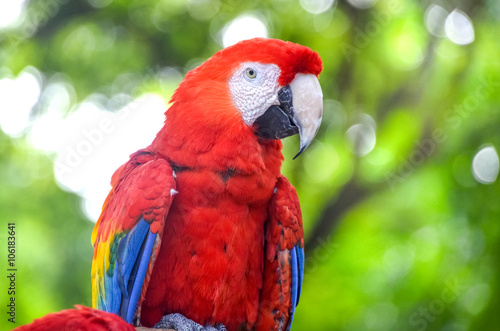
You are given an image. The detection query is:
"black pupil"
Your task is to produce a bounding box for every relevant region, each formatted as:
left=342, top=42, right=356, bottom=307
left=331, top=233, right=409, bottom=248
left=248, top=69, right=255, bottom=76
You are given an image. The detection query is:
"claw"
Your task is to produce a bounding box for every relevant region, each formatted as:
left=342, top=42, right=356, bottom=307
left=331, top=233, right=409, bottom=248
left=154, top=313, right=226, bottom=331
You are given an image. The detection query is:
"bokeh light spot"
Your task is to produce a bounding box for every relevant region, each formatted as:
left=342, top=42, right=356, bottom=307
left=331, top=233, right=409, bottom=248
left=461, top=283, right=491, bottom=315
left=222, top=14, right=269, bottom=48
left=300, top=0, right=335, bottom=15
left=0, top=67, right=42, bottom=137
left=52, top=94, right=167, bottom=221
left=445, top=9, right=475, bottom=45
left=346, top=115, right=376, bottom=156
left=425, top=4, right=448, bottom=38
left=347, top=0, right=377, bottom=10
left=187, top=0, right=220, bottom=21
left=394, top=30, right=424, bottom=70
left=29, top=82, right=73, bottom=152
left=0, top=0, right=25, bottom=29
left=472, top=145, right=499, bottom=184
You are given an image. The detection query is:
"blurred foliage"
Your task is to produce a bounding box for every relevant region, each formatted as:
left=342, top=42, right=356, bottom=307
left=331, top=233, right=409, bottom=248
left=1, top=0, right=499, bottom=330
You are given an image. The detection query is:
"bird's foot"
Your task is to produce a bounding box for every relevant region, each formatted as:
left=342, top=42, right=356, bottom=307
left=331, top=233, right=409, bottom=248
left=154, top=313, right=226, bottom=331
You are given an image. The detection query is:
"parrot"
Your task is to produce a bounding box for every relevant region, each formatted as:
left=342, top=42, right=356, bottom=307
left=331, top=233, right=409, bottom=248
left=91, top=37, right=323, bottom=331
left=12, top=305, right=135, bottom=331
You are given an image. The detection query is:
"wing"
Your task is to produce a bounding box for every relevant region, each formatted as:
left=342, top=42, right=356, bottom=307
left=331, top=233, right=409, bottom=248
left=257, top=176, right=304, bottom=331
left=91, top=149, right=176, bottom=325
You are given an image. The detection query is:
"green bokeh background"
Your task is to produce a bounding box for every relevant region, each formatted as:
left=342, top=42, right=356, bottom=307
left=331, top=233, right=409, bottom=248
left=1, top=0, right=499, bottom=330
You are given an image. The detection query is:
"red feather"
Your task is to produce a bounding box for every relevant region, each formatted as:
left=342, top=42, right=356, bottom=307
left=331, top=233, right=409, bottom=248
left=13, top=305, right=134, bottom=331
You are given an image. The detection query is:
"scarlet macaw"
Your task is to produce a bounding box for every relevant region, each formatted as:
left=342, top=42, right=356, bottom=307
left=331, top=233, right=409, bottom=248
left=91, top=38, right=323, bottom=331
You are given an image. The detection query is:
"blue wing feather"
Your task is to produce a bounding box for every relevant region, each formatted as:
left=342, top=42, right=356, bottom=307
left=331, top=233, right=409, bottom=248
left=296, top=246, right=304, bottom=304
left=101, top=266, right=121, bottom=314
left=125, top=228, right=156, bottom=323
left=100, top=218, right=156, bottom=324
left=287, top=244, right=304, bottom=331
left=117, top=219, right=150, bottom=298
left=288, top=247, right=299, bottom=330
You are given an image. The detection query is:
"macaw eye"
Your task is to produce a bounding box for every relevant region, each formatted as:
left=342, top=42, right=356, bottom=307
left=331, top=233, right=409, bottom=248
left=245, top=68, right=257, bottom=79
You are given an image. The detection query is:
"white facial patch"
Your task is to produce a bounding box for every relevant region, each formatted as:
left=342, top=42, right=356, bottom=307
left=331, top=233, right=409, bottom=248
left=228, top=62, right=281, bottom=126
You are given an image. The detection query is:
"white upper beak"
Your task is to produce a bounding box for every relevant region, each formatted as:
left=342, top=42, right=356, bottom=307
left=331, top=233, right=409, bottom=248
left=289, top=74, right=323, bottom=158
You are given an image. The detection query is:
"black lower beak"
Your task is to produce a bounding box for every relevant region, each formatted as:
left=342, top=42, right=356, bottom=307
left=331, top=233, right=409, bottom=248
left=253, top=85, right=298, bottom=140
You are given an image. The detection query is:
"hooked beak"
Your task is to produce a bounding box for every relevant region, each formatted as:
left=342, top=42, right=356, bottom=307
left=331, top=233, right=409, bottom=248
left=254, top=74, right=323, bottom=159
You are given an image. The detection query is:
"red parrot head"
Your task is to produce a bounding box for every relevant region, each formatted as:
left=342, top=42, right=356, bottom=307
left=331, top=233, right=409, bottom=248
left=168, top=38, right=323, bottom=158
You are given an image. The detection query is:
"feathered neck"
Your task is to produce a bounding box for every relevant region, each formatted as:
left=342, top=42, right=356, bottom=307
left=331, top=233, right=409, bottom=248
left=151, top=100, right=284, bottom=176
